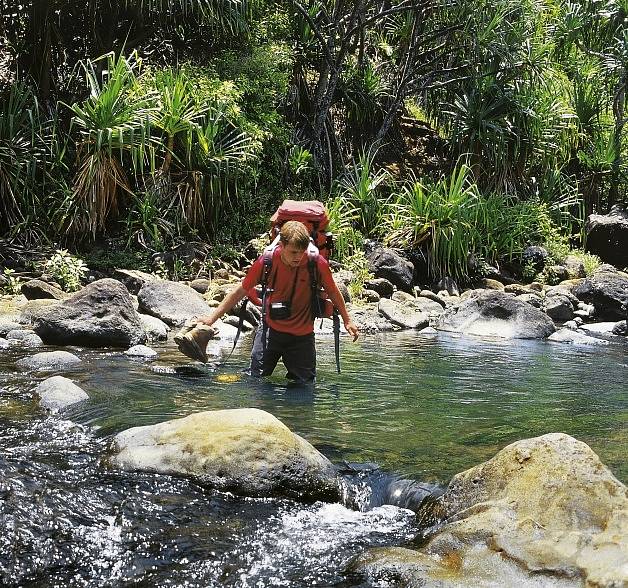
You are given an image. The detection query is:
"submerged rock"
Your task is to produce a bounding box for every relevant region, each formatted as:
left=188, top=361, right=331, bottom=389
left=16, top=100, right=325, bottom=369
left=356, top=433, right=627, bottom=588
left=110, top=408, right=339, bottom=500
left=124, top=344, right=158, bottom=358
left=16, top=350, right=81, bottom=371
left=435, top=290, right=555, bottom=339
left=35, top=375, right=89, bottom=412
left=548, top=328, right=609, bottom=346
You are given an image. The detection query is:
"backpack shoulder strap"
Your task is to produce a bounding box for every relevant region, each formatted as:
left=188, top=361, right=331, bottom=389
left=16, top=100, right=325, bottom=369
left=260, top=234, right=281, bottom=287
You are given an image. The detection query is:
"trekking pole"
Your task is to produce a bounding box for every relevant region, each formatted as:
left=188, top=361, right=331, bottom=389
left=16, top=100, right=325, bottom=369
left=333, top=308, right=341, bottom=373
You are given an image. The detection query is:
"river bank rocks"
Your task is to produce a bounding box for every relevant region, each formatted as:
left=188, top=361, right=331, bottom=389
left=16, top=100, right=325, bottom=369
left=585, top=205, right=628, bottom=268
left=31, top=279, right=147, bottom=348
left=110, top=408, right=339, bottom=500
left=435, top=290, right=556, bottom=339
left=355, top=433, right=628, bottom=587
left=137, top=279, right=214, bottom=327
left=573, top=265, right=628, bottom=321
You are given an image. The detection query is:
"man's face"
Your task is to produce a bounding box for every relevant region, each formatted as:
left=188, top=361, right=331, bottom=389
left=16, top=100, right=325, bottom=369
left=280, top=242, right=307, bottom=267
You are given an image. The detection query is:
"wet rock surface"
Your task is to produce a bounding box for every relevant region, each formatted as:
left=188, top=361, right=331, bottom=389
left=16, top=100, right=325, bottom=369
left=435, top=290, right=556, bottom=339
left=356, top=433, right=628, bottom=587
left=111, top=408, right=340, bottom=500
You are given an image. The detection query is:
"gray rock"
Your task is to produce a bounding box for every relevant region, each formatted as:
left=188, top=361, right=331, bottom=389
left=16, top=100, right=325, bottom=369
left=418, top=290, right=447, bottom=308
left=585, top=205, right=628, bottom=268
left=32, top=279, right=146, bottom=348
left=574, top=269, right=628, bottom=320
left=348, top=303, right=396, bottom=333
left=189, top=278, right=212, bottom=294
left=378, top=298, right=429, bottom=329
left=6, top=329, right=37, bottom=341
left=16, top=350, right=82, bottom=371
left=563, top=255, right=586, bottom=279
left=436, top=291, right=556, bottom=339
left=0, top=338, right=9, bottom=349
left=138, top=280, right=214, bottom=327
left=578, top=322, right=620, bottom=337
left=0, top=319, right=22, bottom=336
left=516, top=292, right=543, bottom=308
left=35, top=375, right=89, bottom=412
left=367, top=247, right=414, bottom=293
left=21, top=279, right=67, bottom=300
left=362, top=289, right=381, bottom=303
left=112, top=269, right=161, bottom=295
left=548, top=328, right=609, bottom=345
left=361, top=434, right=627, bottom=588
left=544, top=294, right=574, bottom=321
left=611, top=320, right=627, bottom=335
left=522, top=245, right=548, bottom=272
left=110, top=408, right=339, bottom=500
left=138, top=313, right=169, bottom=341
left=22, top=333, right=44, bottom=347
left=563, top=320, right=579, bottom=330
left=419, top=326, right=438, bottom=335
left=18, top=299, right=60, bottom=324
left=364, top=278, right=394, bottom=298
left=125, top=344, right=158, bottom=358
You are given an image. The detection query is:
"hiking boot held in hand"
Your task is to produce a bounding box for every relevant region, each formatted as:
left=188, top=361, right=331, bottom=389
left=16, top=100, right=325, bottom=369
left=174, top=320, right=217, bottom=363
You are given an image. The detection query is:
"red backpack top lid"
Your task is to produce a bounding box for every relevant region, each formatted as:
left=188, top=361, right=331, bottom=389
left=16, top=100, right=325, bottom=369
left=270, top=200, right=329, bottom=233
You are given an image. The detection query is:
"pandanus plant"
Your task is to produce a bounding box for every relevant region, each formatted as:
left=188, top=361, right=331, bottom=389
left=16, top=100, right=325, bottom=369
left=67, top=52, right=156, bottom=237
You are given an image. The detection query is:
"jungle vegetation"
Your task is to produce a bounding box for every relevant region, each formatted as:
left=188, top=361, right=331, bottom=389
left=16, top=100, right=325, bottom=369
left=0, top=0, right=626, bottom=282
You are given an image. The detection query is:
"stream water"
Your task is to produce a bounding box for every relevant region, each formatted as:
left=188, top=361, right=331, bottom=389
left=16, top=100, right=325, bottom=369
left=0, top=331, right=626, bottom=587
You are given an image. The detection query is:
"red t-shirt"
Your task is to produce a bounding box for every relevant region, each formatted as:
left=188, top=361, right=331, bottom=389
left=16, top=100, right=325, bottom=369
left=241, top=245, right=336, bottom=336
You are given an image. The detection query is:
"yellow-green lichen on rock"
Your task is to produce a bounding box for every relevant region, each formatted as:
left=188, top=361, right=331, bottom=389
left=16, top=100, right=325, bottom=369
left=110, top=408, right=339, bottom=500
left=355, top=433, right=628, bottom=587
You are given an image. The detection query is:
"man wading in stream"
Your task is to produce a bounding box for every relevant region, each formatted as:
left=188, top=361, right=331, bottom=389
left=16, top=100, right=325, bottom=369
left=191, top=221, right=359, bottom=384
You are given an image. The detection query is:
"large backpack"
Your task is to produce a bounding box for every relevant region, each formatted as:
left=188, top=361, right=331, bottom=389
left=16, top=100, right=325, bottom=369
left=247, top=200, right=334, bottom=318
left=269, top=199, right=333, bottom=260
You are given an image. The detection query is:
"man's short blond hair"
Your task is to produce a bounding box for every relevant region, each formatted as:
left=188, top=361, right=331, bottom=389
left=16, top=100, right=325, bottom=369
left=279, top=221, right=310, bottom=250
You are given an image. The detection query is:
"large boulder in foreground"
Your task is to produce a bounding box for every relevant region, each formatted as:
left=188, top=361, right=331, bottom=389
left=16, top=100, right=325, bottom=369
left=137, top=280, right=214, bottom=327
left=573, top=266, right=628, bottom=320
left=355, top=433, right=628, bottom=587
left=435, top=290, right=556, bottom=339
left=32, top=279, right=146, bottom=347
left=110, top=408, right=339, bottom=500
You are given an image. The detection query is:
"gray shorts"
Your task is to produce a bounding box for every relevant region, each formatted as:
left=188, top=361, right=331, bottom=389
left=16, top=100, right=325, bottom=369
left=250, top=325, right=316, bottom=383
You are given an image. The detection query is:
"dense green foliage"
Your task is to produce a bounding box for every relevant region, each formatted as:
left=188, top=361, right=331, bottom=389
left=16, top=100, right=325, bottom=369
left=0, top=0, right=625, bottom=281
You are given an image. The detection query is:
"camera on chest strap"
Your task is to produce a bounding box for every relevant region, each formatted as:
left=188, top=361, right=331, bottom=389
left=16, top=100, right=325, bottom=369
left=269, top=301, right=292, bottom=320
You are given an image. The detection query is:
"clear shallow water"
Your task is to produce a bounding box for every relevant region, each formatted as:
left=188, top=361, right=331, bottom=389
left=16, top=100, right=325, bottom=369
left=0, top=331, right=626, bottom=586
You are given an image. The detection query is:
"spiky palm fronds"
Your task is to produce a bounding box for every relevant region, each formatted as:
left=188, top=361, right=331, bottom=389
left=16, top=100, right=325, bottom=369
left=67, top=52, right=156, bottom=236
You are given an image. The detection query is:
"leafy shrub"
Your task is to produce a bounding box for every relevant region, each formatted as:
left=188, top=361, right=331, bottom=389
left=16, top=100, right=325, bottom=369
left=2, top=269, right=22, bottom=295
left=344, top=251, right=374, bottom=301
left=44, top=250, right=87, bottom=291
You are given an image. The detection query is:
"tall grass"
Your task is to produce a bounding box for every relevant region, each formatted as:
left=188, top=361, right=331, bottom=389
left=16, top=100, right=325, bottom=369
left=383, top=165, right=578, bottom=282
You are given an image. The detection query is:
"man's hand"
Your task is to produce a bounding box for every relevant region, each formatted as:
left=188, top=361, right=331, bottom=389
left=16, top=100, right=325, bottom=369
left=345, top=320, right=359, bottom=342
